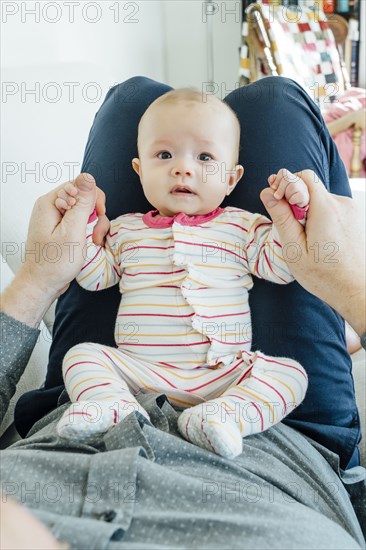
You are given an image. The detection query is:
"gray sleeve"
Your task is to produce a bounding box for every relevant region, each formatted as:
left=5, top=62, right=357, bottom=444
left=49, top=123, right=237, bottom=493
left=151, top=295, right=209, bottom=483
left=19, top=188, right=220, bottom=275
left=0, top=312, right=40, bottom=423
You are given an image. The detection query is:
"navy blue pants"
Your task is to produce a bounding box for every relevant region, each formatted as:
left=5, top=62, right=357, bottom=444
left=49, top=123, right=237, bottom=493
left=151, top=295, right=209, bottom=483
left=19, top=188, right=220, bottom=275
left=15, top=76, right=360, bottom=470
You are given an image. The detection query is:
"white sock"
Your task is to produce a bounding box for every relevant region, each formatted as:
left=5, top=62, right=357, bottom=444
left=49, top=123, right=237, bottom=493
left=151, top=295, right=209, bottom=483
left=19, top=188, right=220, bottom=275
left=177, top=400, right=243, bottom=459
left=57, top=399, right=150, bottom=443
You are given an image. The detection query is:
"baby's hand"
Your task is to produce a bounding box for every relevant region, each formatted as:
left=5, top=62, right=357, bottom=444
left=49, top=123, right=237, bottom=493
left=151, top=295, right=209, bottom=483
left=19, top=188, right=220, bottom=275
left=55, top=182, right=79, bottom=214
left=268, top=168, right=310, bottom=208
left=54, top=177, right=110, bottom=246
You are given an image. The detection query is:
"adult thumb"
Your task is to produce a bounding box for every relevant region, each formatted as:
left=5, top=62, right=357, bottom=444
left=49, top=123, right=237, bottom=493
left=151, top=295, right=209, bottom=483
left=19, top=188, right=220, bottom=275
left=74, top=173, right=96, bottom=206
left=260, top=187, right=304, bottom=245
left=62, top=173, right=97, bottom=232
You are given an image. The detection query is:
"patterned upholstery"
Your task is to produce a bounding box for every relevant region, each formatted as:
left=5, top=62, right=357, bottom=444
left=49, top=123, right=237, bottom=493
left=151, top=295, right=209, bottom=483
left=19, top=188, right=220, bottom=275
left=239, top=3, right=346, bottom=110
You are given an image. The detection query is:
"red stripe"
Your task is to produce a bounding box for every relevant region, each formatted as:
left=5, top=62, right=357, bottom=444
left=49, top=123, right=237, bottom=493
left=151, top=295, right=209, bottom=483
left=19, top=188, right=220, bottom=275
left=81, top=247, right=102, bottom=271
left=198, top=311, right=249, bottom=319
left=118, top=341, right=210, bottom=347
left=186, top=359, right=244, bottom=392
left=101, top=349, right=116, bottom=363
left=118, top=313, right=195, bottom=318
left=123, top=245, right=175, bottom=252
left=222, top=222, right=248, bottom=232
left=251, top=375, right=287, bottom=414
left=263, top=250, right=288, bottom=283
left=124, top=269, right=185, bottom=277
left=235, top=365, right=253, bottom=385
left=246, top=223, right=273, bottom=250
left=76, top=382, right=111, bottom=400
left=158, top=362, right=181, bottom=368
left=253, top=222, right=272, bottom=232
left=211, top=338, right=251, bottom=345
left=145, top=368, right=178, bottom=389
left=65, top=360, right=105, bottom=378
left=263, top=249, right=274, bottom=273
left=256, top=354, right=307, bottom=379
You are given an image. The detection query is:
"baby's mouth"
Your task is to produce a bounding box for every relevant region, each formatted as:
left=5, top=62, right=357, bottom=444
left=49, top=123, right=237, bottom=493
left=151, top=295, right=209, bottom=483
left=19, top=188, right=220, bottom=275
left=171, top=185, right=196, bottom=195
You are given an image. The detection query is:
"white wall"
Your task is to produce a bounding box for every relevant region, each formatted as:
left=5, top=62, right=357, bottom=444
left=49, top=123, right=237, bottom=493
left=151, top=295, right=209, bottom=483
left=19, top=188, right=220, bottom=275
left=1, top=0, right=166, bottom=255
left=162, top=0, right=242, bottom=96
left=1, top=0, right=365, bottom=264
left=1, top=0, right=245, bottom=261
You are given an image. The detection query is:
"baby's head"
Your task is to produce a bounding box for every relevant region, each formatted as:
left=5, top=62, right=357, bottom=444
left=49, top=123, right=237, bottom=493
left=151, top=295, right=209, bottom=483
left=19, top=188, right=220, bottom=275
left=132, top=88, right=244, bottom=217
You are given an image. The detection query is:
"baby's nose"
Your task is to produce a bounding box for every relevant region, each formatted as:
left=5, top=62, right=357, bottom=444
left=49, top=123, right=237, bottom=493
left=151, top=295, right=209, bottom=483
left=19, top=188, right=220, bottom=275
left=172, top=167, right=192, bottom=177
left=171, top=160, right=193, bottom=177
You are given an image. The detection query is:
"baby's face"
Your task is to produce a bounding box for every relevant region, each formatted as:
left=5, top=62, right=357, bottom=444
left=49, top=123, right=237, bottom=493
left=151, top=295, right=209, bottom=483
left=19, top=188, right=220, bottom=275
left=132, top=100, right=244, bottom=217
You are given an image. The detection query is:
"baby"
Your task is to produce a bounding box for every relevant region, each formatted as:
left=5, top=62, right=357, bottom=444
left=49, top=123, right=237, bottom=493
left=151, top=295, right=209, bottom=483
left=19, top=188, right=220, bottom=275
left=55, top=88, right=309, bottom=459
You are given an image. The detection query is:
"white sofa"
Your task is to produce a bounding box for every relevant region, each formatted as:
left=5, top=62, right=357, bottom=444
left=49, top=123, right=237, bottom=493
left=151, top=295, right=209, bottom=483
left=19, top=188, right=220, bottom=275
left=0, top=181, right=365, bottom=466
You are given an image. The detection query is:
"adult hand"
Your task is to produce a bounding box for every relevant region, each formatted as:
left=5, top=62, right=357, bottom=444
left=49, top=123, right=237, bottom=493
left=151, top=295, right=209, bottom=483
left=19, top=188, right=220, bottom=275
left=1, top=173, right=110, bottom=328
left=0, top=498, right=68, bottom=549
left=260, top=169, right=366, bottom=337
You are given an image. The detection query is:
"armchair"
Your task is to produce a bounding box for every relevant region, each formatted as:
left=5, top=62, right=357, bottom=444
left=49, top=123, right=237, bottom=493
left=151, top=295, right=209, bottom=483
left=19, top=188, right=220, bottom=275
left=239, top=2, right=365, bottom=177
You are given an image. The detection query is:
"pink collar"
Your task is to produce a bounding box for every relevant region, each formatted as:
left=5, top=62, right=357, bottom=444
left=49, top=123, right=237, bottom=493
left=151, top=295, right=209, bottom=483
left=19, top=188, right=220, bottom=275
left=142, top=207, right=224, bottom=228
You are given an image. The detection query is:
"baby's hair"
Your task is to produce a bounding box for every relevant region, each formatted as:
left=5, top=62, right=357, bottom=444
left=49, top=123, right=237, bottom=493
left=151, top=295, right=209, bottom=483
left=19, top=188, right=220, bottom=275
left=137, top=87, right=241, bottom=163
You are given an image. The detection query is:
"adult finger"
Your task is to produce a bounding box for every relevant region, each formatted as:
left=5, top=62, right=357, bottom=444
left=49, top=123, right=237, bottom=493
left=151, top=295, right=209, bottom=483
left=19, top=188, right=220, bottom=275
left=60, top=173, right=97, bottom=237
left=260, top=187, right=306, bottom=247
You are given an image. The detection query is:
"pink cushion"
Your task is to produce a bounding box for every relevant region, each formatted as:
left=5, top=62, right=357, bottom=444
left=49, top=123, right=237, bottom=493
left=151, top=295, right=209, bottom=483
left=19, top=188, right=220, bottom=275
left=323, top=88, right=366, bottom=177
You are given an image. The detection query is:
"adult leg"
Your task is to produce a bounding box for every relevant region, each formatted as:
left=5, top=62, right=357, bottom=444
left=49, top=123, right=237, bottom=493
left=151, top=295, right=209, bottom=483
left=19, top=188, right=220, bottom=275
left=16, top=76, right=361, bottom=472
left=223, top=76, right=360, bottom=470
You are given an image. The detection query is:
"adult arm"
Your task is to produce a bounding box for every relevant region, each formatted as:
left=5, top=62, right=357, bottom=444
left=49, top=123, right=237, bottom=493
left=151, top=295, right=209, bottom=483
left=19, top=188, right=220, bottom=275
left=260, top=169, right=366, bottom=338
left=0, top=174, right=108, bottom=420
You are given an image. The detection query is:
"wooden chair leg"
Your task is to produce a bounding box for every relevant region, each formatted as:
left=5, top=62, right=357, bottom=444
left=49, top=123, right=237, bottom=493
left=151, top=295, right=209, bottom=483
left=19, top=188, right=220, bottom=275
left=350, top=125, right=362, bottom=178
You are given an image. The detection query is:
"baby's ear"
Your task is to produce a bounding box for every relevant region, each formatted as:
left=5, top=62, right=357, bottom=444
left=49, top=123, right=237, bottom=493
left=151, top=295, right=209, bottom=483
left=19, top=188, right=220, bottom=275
left=226, top=165, right=244, bottom=195
left=132, top=158, right=141, bottom=176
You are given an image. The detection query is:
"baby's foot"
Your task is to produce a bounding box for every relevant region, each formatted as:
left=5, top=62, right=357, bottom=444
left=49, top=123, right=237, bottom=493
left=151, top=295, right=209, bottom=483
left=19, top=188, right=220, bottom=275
left=177, top=401, right=243, bottom=459
left=57, top=400, right=150, bottom=443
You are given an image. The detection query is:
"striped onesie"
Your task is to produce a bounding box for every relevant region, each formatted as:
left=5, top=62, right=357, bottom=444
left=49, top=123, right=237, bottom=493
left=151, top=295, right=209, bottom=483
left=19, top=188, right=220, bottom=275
left=57, top=205, right=308, bottom=458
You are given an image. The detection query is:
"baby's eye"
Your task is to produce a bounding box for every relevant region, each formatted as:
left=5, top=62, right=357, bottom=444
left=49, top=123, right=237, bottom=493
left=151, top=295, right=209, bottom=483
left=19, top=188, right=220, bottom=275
left=157, top=151, right=172, bottom=159
left=199, top=153, right=213, bottom=161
